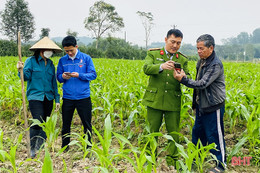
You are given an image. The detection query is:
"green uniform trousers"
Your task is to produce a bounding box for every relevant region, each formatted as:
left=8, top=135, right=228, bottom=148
left=147, top=106, right=180, bottom=166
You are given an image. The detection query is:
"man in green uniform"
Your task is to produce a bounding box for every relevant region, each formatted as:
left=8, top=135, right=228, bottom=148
left=142, top=29, right=189, bottom=166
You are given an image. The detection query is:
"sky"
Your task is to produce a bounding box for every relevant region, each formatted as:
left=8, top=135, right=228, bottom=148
left=0, top=0, right=260, bottom=46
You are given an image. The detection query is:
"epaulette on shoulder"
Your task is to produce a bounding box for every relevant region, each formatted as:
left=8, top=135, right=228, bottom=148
left=148, top=48, right=161, bottom=51
left=178, top=52, right=188, bottom=58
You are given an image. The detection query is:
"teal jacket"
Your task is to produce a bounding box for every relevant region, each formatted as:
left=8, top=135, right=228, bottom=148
left=18, top=56, right=60, bottom=103
left=142, top=48, right=189, bottom=111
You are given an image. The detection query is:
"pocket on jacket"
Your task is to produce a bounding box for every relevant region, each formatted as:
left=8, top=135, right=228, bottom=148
left=47, top=70, right=54, bottom=81
left=143, top=87, right=157, bottom=101
left=32, top=68, right=42, bottom=79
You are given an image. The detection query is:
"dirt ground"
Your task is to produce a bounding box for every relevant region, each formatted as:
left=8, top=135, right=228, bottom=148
left=0, top=116, right=259, bottom=173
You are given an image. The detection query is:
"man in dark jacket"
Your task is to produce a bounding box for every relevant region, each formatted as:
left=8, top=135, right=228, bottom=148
left=174, top=34, right=226, bottom=173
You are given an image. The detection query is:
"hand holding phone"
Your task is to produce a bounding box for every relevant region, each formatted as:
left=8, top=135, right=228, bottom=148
left=64, top=72, right=71, bottom=76
left=63, top=72, right=72, bottom=79
left=174, top=62, right=181, bottom=72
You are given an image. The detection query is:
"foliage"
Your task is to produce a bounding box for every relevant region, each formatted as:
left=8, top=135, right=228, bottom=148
left=174, top=135, right=218, bottom=173
left=66, top=29, right=78, bottom=38
left=0, top=0, right=35, bottom=42
left=0, top=133, right=23, bottom=173
left=84, top=1, right=124, bottom=48
left=30, top=112, right=60, bottom=152
left=41, top=147, right=53, bottom=173
left=222, top=28, right=260, bottom=45
left=0, top=57, right=259, bottom=172
left=40, top=28, right=50, bottom=39
left=89, top=37, right=147, bottom=59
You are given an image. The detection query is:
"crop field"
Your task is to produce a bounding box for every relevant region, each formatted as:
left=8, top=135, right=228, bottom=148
left=0, top=56, right=259, bottom=173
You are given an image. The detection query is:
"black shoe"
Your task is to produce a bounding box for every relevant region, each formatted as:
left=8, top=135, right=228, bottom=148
left=30, top=148, right=36, bottom=158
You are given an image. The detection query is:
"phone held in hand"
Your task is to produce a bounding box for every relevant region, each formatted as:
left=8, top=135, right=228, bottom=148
left=174, top=63, right=181, bottom=71
left=64, top=72, right=71, bottom=76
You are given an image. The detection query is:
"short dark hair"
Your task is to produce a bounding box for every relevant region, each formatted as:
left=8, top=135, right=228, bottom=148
left=196, top=34, right=215, bottom=48
left=166, top=29, right=183, bottom=38
left=62, top=36, right=77, bottom=47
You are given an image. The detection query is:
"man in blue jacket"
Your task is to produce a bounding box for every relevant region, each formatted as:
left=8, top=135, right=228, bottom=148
left=173, top=34, right=226, bottom=173
left=57, top=36, right=97, bottom=149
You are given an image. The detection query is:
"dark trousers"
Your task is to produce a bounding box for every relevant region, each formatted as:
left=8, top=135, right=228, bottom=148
left=61, top=97, right=92, bottom=147
left=29, top=97, right=53, bottom=150
left=192, top=105, right=226, bottom=169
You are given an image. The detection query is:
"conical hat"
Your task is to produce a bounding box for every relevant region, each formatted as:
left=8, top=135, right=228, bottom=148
left=30, top=37, right=62, bottom=53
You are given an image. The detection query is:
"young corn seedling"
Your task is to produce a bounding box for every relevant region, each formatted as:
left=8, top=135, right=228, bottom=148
left=172, top=133, right=217, bottom=173
left=89, top=115, right=119, bottom=172
left=41, top=147, right=53, bottom=173
left=30, top=112, right=60, bottom=152
left=0, top=133, right=23, bottom=173
left=68, top=132, right=92, bottom=159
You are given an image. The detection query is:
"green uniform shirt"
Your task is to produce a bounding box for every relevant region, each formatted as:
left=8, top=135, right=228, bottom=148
left=142, top=47, right=189, bottom=111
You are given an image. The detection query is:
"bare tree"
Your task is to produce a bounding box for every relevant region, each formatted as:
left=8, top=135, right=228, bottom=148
left=137, top=11, right=154, bottom=49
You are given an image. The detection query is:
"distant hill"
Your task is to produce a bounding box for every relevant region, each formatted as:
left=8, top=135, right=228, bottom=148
left=148, top=42, right=164, bottom=49
left=52, top=36, right=94, bottom=46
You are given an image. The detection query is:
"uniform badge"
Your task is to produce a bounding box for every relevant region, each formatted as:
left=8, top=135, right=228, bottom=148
left=79, top=59, right=83, bottom=67
left=160, top=50, right=164, bottom=55
left=156, top=58, right=165, bottom=62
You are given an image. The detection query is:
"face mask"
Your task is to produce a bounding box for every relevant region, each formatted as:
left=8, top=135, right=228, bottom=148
left=43, top=50, right=53, bottom=58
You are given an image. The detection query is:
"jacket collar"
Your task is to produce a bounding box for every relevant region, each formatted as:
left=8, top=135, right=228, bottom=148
left=199, top=51, right=215, bottom=67
left=66, top=49, right=80, bottom=60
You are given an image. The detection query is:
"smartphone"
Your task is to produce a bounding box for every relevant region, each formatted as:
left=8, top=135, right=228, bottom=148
left=64, top=72, right=71, bottom=76
left=174, top=63, right=181, bottom=71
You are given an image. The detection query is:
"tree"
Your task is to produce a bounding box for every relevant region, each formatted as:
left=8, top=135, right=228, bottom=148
left=66, top=29, right=78, bottom=38
left=40, top=28, right=50, bottom=38
left=0, top=0, right=35, bottom=42
left=137, top=11, right=154, bottom=50
left=236, top=32, right=250, bottom=45
left=84, top=1, right=124, bottom=48
left=251, top=28, right=260, bottom=44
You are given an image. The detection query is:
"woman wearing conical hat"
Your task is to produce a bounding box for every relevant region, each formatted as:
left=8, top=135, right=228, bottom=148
left=17, top=37, right=62, bottom=158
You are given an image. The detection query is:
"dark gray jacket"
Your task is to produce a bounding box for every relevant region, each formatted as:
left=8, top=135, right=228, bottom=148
left=180, top=51, right=225, bottom=113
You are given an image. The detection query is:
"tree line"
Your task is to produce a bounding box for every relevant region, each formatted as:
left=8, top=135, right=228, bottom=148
left=0, top=37, right=148, bottom=60
left=1, top=0, right=260, bottom=61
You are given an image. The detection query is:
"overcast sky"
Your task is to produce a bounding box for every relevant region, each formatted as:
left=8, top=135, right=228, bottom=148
left=0, top=0, right=259, bottom=46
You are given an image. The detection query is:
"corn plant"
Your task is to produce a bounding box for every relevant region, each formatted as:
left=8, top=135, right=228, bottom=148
left=0, top=133, right=23, bottom=173
left=30, top=112, right=60, bottom=152
left=174, top=134, right=218, bottom=173
left=41, top=147, right=53, bottom=173
left=113, top=132, right=151, bottom=173
left=88, top=115, right=119, bottom=172
left=227, top=105, right=260, bottom=165
left=0, top=128, right=5, bottom=162
left=113, top=132, right=170, bottom=173
left=68, top=132, right=92, bottom=159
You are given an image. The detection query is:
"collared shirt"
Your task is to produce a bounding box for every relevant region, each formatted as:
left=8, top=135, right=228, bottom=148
left=57, top=49, right=97, bottom=100
left=69, top=49, right=78, bottom=60
left=165, top=49, right=174, bottom=60
left=159, top=48, right=175, bottom=71
left=19, top=56, right=60, bottom=103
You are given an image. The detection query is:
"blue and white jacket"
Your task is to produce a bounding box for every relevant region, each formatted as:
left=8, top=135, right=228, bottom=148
left=57, top=50, right=97, bottom=100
